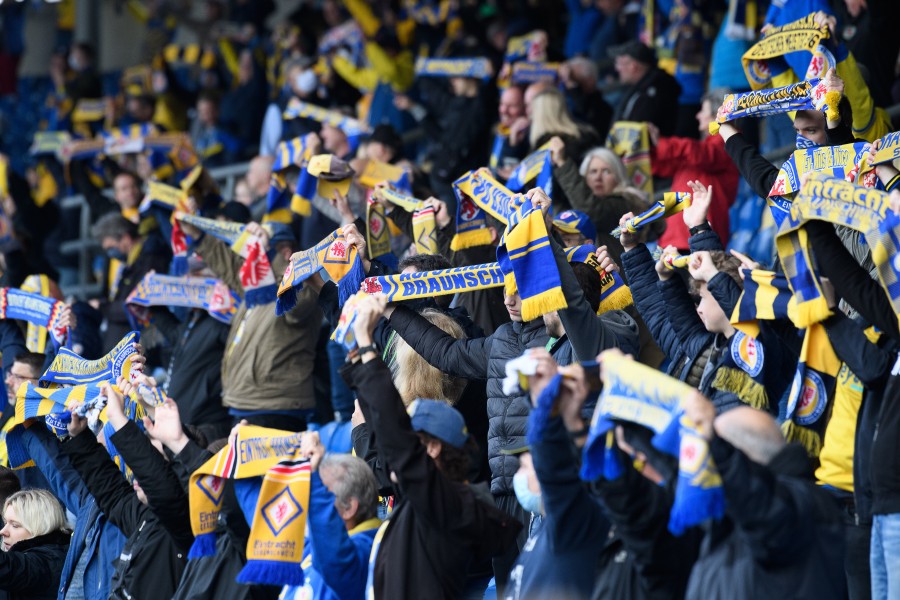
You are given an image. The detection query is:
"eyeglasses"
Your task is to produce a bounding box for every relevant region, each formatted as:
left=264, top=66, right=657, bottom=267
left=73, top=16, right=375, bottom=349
left=6, top=372, right=35, bottom=381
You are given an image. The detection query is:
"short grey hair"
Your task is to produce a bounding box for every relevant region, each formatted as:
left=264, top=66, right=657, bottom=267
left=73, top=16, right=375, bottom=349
left=579, top=147, right=629, bottom=189
left=567, top=56, right=598, bottom=86
left=4, top=489, right=69, bottom=537
left=91, top=212, right=138, bottom=242
left=319, top=453, right=379, bottom=524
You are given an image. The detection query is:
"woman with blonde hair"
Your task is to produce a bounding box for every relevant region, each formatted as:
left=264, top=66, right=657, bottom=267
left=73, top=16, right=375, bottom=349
left=528, top=89, right=601, bottom=161
left=389, top=308, right=468, bottom=406
left=0, top=488, right=71, bottom=600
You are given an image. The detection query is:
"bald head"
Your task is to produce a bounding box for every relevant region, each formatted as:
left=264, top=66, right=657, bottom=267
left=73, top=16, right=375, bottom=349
left=714, top=406, right=786, bottom=465
left=247, top=155, right=274, bottom=197
left=499, top=87, right=525, bottom=128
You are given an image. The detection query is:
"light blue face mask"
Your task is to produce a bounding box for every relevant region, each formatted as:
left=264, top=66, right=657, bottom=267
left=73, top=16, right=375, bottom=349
left=513, top=472, right=543, bottom=515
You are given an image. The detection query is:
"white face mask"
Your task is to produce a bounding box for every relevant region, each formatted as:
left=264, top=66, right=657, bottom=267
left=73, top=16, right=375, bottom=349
left=294, top=70, right=317, bottom=95
left=68, top=54, right=82, bottom=71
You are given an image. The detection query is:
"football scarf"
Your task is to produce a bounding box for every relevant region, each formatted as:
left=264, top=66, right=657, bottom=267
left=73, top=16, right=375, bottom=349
left=360, top=263, right=505, bottom=301
left=276, top=228, right=364, bottom=315
left=232, top=230, right=278, bottom=308
left=411, top=205, right=438, bottom=255
left=489, top=125, right=512, bottom=172
left=272, top=136, right=314, bottom=172
left=724, top=0, right=757, bottom=41
left=331, top=291, right=368, bottom=351
left=450, top=168, right=521, bottom=250
left=10, top=280, right=67, bottom=354
left=611, top=192, right=692, bottom=237
left=776, top=174, right=900, bottom=331
left=504, top=146, right=553, bottom=198
left=499, top=206, right=568, bottom=322
left=263, top=172, right=293, bottom=224
left=189, top=425, right=310, bottom=586
left=41, top=331, right=142, bottom=386
left=126, top=273, right=240, bottom=325
left=71, top=98, right=107, bottom=124
left=357, top=160, right=411, bottom=193
left=282, top=99, right=370, bottom=151
left=768, top=141, right=875, bottom=198
left=413, top=57, right=492, bottom=81
left=505, top=31, right=547, bottom=63
left=582, top=353, right=725, bottom=535
left=5, top=383, right=106, bottom=468
left=366, top=196, right=393, bottom=260
left=741, top=14, right=830, bottom=90
left=868, top=130, right=900, bottom=167
left=509, top=62, right=560, bottom=86
left=564, top=245, right=634, bottom=313
left=607, top=122, right=653, bottom=196
left=709, top=78, right=840, bottom=136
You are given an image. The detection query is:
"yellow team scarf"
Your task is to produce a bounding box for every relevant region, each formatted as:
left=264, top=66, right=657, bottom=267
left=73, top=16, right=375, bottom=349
left=612, top=192, right=692, bottom=237
left=20, top=275, right=56, bottom=354
left=372, top=187, right=438, bottom=256
left=365, top=197, right=392, bottom=260
left=776, top=174, right=900, bottom=331
left=189, top=425, right=310, bottom=586
left=607, top=122, right=653, bottom=196
left=741, top=14, right=830, bottom=90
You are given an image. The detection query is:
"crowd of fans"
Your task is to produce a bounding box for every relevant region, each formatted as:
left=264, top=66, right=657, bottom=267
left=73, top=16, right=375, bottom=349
left=0, top=0, right=897, bottom=599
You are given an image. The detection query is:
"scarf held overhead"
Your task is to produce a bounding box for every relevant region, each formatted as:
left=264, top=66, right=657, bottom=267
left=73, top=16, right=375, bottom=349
left=189, top=425, right=310, bottom=586
left=741, top=13, right=830, bottom=90
left=611, top=192, right=691, bottom=237
left=126, top=272, right=240, bottom=324
left=582, top=354, right=725, bottom=535
left=607, top=122, right=653, bottom=196
left=776, top=174, right=900, bottom=331
left=710, top=78, right=839, bottom=135
left=41, top=331, right=141, bottom=386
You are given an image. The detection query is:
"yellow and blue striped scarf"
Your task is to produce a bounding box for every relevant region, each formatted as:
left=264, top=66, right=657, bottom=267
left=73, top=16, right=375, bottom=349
left=564, top=245, right=634, bottom=313
left=41, top=331, right=141, bottom=386
left=9, top=281, right=66, bottom=354
left=126, top=273, right=239, bottom=325
left=582, top=353, right=725, bottom=535
left=282, top=99, right=370, bottom=152
left=776, top=174, right=900, bottom=331
left=607, top=122, right=653, bottom=196
left=504, top=145, right=553, bottom=198
left=189, top=425, right=310, bottom=586
left=612, top=192, right=691, bottom=237
left=276, top=228, right=364, bottom=315
left=414, top=57, right=492, bottom=81
left=741, top=14, right=830, bottom=90
left=450, top=168, right=521, bottom=250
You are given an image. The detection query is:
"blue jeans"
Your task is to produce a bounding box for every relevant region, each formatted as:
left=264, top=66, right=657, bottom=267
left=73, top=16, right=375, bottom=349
left=870, top=513, right=900, bottom=599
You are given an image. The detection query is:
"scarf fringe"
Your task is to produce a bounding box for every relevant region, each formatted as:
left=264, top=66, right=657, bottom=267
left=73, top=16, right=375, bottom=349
left=243, top=283, right=278, bottom=309
left=188, top=531, right=217, bottom=559
left=668, top=483, right=726, bottom=536
left=338, top=255, right=366, bottom=307
left=520, top=287, right=567, bottom=323
left=237, top=559, right=306, bottom=586
left=263, top=207, right=294, bottom=224
left=450, top=228, right=493, bottom=251
left=275, top=287, right=298, bottom=317
left=712, top=367, right=769, bottom=411
left=599, top=285, right=634, bottom=313
left=781, top=421, right=823, bottom=457
left=793, top=297, right=833, bottom=329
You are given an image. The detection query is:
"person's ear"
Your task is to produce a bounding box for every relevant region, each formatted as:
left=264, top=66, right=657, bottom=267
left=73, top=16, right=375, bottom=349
left=338, top=497, right=359, bottom=522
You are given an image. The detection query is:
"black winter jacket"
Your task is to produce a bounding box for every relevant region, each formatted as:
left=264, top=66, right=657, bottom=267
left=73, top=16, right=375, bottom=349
left=62, top=428, right=187, bottom=600
left=685, top=440, right=846, bottom=600
left=388, top=305, right=549, bottom=495
left=0, top=530, right=70, bottom=600
left=343, top=358, right=521, bottom=600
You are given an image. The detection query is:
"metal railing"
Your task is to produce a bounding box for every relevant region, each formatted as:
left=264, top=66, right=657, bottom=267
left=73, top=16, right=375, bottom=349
left=57, top=161, right=251, bottom=299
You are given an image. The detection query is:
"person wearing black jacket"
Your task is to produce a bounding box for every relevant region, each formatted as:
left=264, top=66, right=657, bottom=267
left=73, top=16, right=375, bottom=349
left=0, top=488, right=71, bottom=600
left=341, top=293, right=522, bottom=600
left=63, top=381, right=188, bottom=600
left=90, top=213, right=172, bottom=352
left=609, top=41, right=682, bottom=137
left=682, top=396, right=846, bottom=599
left=153, top=306, right=232, bottom=441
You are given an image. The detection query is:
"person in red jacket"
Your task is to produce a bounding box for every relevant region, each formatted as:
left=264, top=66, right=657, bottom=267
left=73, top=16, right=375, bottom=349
left=648, top=89, right=739, bottom=251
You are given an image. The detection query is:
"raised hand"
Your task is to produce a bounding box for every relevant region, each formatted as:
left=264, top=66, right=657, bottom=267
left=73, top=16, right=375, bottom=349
left=683, top=180, right=712, bottom=229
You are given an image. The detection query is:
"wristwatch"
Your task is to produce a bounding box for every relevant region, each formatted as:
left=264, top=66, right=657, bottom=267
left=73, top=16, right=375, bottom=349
left=688, top=222, right=712, bottom=236
left=357, top=344, right=378, bottom=357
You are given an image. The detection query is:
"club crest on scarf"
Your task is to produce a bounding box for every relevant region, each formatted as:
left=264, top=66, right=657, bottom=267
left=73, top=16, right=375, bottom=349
left=787, top=369, right=827, bottom=427
left=730, top=331, right=764, bottom=377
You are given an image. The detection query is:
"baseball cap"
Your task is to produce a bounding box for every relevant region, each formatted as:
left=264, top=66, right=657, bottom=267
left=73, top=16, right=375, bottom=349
left=408, top=399, right=469, bottom=449
left=608, top=40, right=657, bottom=66
left=553, top=210, right=597, bottom=243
